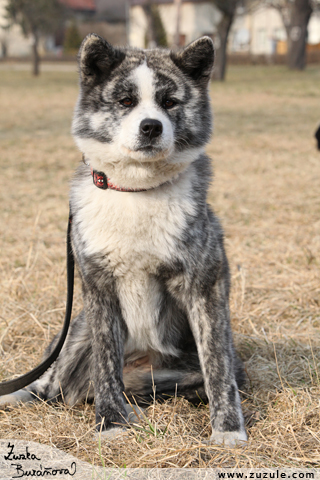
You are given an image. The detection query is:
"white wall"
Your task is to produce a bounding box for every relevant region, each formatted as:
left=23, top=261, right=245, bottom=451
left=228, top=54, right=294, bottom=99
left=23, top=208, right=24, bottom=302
left=250, top=7, right=284, bottom=55
left=230, top=7, right=286, bottom=55
left=308, top=11, right=320, bottom=45
left=0, top=0, right=33, bottom=57
left=230, top=6, right=320, bottom=56
left=129, top=5, right=147, bottom=48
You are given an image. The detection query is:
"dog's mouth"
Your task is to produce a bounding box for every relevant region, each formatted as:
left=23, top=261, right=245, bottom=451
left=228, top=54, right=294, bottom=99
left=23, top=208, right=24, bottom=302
left=120, top=143, right=172, bottom=161
left=136, top=145, right=159, bottom=153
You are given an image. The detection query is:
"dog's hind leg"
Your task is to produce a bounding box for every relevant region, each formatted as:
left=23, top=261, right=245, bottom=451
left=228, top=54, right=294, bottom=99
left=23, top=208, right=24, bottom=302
left=0, top=388, right=38, bottom=407
left=0, top=310, right=94, bottom=408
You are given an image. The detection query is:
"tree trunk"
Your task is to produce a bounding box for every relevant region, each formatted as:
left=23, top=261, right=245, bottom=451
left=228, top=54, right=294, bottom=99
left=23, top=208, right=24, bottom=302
left=1, top=39, right=7, bottom=58
left=142, top=2, right=158, bottom=48
left=212, top=13, right=234, bottom=81
left=173, top=0, right=182, bottom=48
left=287, top=0, right=313, bottom=70
left=142, top=1, right=167, bottom=48
left=32, top=32, right=40, bottom=76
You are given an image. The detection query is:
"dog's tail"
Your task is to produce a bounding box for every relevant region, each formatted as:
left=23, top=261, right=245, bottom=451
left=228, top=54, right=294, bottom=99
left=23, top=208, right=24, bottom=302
left=124, top=367, right=207, bottom=405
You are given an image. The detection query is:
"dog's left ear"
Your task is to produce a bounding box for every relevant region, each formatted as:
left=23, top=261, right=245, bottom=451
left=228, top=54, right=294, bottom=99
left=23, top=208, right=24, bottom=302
left=78, top=33, right=125, bottom=86
left=171, top=36, right=214, bottom=83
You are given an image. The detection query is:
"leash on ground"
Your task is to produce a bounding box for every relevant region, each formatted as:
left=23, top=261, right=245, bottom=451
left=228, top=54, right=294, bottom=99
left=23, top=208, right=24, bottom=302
left=0, top=210, right=74, bottom=396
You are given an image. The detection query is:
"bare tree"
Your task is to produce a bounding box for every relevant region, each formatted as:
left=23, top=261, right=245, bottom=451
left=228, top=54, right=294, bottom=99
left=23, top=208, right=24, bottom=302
left=252, top=0, right=318, bottom=69
left=5, top=0, right=64, bottom=76
left=211, top=0, right=240, bottom=81
left=288, top=0, right=313, bottom=69
left=0, top=39, right=8, bottom=58
left=142, top=0, right=167, bottom=48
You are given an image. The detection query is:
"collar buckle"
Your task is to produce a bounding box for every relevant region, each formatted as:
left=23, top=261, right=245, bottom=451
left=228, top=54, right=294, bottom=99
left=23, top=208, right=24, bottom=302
left=92, top=169, right=108, bottom=190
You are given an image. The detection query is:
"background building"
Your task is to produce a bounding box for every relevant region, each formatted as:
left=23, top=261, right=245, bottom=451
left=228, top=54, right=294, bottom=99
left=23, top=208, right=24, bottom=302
left=0, top=0, right=33, bottom=57
left=1, top=0, right=320, bottom=59
left=230, top=5, right=320, bottom=57
left=0, top=0, right=127, bottom=58
left=129, top=0, right=221, bottom=48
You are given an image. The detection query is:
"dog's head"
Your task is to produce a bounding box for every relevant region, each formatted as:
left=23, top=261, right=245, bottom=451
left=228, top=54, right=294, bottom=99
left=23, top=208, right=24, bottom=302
left=72, top=35, right=214, bottom=186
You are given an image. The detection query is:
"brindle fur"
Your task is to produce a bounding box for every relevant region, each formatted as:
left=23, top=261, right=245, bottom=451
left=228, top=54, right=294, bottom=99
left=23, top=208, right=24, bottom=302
left=0, top=35, right=247, bottom=446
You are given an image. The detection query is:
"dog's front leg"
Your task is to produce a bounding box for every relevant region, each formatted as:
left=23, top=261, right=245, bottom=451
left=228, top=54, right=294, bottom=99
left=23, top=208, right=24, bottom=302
left=186, top=279, right=247, bottom=447
left=84, top=291, right=127, bottom=433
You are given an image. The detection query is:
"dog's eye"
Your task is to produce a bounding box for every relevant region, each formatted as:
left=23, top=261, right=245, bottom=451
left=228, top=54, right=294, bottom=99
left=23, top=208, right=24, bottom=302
left=163, top=99, right=176, bottom=109
left=120, top=98, right=134, bottom=107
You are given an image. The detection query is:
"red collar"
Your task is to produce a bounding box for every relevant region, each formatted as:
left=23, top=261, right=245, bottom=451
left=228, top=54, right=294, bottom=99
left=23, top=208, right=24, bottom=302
left=84, top=155, right=170, bottom=192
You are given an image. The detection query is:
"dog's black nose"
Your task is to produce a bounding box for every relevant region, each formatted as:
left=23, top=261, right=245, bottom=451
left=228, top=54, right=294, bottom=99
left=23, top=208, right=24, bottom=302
left=140, top=119, right=163, bottom=139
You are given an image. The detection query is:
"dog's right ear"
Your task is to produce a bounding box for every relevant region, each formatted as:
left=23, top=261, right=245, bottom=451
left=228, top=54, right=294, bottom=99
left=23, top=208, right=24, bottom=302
left=78, top=34, right=125, bottom=86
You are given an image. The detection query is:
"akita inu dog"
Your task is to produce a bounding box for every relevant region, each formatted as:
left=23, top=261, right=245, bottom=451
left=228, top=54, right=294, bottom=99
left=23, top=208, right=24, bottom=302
left=0, top=35, right=247, bottom=446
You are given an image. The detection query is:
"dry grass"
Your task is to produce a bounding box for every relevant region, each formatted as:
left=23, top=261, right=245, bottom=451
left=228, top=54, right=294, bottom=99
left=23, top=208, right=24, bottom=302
left=0, top=64, right=319, bottom=468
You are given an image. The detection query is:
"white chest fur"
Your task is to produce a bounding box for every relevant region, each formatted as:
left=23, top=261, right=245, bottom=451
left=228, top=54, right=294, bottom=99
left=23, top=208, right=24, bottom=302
left=73, top=166, right=196, bottom=354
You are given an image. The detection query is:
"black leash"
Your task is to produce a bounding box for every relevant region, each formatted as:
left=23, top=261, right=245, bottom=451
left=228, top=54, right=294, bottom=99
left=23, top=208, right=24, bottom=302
left=0, top=161, right=164, bottom=397
left=0, top=211, right=74, bottom=396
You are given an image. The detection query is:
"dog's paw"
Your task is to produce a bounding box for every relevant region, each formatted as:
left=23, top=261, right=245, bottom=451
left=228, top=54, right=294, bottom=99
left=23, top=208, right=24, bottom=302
left=206, top=429, right=247, bottom=447
left=95, top=427, right=128, bottom=442
left=125, top=403, right=145, bottom=423
left=0, top=390, right=35, bottom=407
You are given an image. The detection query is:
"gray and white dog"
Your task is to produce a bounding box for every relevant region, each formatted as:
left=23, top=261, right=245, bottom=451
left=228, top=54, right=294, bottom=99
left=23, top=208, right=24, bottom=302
left=0, top=35, right=247, bottom=446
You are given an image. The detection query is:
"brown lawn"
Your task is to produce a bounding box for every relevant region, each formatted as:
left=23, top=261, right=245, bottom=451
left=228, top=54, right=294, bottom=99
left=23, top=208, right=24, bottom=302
left=0, top=63, right=319, bottom=468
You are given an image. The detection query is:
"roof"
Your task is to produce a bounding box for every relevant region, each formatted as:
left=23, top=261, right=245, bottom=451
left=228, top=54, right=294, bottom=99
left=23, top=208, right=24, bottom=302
left=130, top=0, right=206, bottom=5
left=61, top=0, right=96, bottom=11
left=95, top=0, right=126, bottom=21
